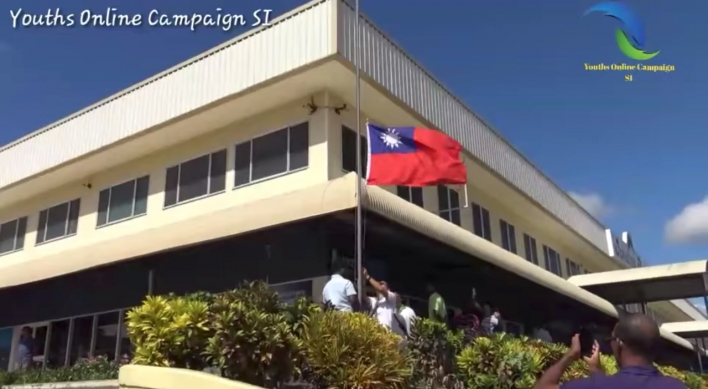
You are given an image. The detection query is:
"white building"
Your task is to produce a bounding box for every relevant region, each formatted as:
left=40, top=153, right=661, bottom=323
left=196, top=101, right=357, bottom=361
left=0, top=0, right=701, bottom=371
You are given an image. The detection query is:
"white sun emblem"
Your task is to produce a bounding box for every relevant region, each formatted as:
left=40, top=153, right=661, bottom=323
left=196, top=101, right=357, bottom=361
left=380, top=128, right=402, bottom=149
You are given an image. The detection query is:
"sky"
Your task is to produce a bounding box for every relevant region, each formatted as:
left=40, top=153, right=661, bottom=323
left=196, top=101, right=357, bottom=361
left=0, top=1, right=706, bottom=272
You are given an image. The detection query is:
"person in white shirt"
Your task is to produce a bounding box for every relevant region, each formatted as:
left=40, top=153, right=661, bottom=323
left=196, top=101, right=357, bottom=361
left=362, top=269, right=405, bottom=337
left=322, top=265, right=359, bottom=312
left=396, top=294, right=417, bottom=337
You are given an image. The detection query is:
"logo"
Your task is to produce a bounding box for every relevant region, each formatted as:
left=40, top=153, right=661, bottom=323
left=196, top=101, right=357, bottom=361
left=584, top=2, right=659, bottom=61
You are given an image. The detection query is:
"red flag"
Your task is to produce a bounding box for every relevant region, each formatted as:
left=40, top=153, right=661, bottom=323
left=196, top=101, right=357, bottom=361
left=365, top=123, right=467, bottom=186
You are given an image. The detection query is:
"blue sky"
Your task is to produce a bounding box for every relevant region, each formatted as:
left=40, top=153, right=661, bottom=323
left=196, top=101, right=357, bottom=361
left=0, top=0, right=706, bottom=269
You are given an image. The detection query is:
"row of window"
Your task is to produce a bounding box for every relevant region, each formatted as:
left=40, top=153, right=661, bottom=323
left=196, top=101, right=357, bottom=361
left=0, top=123, right=310, bottom=255
left=393, top=182, right=587, bottom=279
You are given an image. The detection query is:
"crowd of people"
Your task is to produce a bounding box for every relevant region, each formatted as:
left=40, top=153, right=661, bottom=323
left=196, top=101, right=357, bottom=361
left=321, top=264, right=503, bottom=339
left=322, top=265, right=690, bottom=389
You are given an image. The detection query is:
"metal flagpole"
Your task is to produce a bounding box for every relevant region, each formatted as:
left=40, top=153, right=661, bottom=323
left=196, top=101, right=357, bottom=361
left=354, top=0, right=365, bottom=307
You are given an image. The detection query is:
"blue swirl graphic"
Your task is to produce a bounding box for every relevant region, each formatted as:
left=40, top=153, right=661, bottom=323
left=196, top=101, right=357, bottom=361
left=584, top=2, right=645, bottom=49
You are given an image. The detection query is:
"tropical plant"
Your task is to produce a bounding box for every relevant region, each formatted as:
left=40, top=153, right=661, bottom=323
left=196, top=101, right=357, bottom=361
left=126, top=294, right=211, bottom=370
left=0, top=357, right=120, bottom=386
left=408, top=318, right=464, bottom=389
left=457, top=333, right=542, bottom=389
left=205, top=281, right=301, bottom=388
left=300, top=310, right=411, bottom=389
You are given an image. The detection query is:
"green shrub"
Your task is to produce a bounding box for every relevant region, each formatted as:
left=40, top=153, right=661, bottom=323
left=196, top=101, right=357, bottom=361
left=300, top=310, right=411, bottom=389
left=407, top=318, right=464, bottom=389
left=205, top=281, right=301, bottom=388
left=126, top=294, right=211, bottom=369
left=457, top=333, right=542, bottom=389
left=0, top=357, right=119, bottom=386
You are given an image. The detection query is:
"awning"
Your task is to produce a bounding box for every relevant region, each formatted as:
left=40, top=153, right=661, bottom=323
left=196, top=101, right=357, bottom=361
left=662, top=321, right=708, bottom=339
left=0, top=173, right=695, bottom=352
left=567, top=260, right=708, bottom=304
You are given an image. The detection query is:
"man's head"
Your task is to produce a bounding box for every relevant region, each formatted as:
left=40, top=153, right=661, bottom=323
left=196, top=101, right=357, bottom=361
left=335, top=265, right=354, bottom=280
left=20, top=326, right=32, bottom=339
left=610, top=313, right=660, bottom=366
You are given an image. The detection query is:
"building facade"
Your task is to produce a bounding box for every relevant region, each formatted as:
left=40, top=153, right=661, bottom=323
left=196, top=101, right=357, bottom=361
left=0, top=0, right=702, bottom=371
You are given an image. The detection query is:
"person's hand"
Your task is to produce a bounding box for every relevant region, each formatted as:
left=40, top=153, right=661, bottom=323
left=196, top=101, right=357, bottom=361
left=583, top=341, right=602, bottom=373
left=567, top=334, right=582, bottom=360
left=362, top=267, right=369, bottom=279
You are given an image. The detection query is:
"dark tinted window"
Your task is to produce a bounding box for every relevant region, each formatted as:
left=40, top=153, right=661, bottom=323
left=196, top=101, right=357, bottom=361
left=0, top=217, right=27, bottom=254
left=437, top=185, right=460, bottom=226
left=234, top=123, right=309, bottom=186
left=97, top=176, right=150, bottom=227
left=164, top=150, right=227, bottom=207
left=543, top=245, right=562, bottom=276
left=341, top=126, right=367, bottom=173
left=396, top=186, right=424, bottom=207
left=37, top=199, right=81, bottom=244
left=472, top=203, right=491, bottom=241
left=500, top=219, right=517, bottom=254
left=523, top=234, right=538, bottom=265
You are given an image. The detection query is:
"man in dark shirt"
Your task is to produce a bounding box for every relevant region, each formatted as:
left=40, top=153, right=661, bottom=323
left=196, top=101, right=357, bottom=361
left=534, top=313, right=686, bottom=389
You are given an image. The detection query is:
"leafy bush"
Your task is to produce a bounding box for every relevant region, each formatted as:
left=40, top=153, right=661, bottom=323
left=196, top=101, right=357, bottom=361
left=0, top=357, right=119, bottom=386
left=126, top=294, right=211, bottom=369
left=300, top=310, right=411, bottom=389
left=205, top=281, right=301, bottom=388
left=457, top=333, right=541, bottom=389
left=407, top=318, right=464, bottom=389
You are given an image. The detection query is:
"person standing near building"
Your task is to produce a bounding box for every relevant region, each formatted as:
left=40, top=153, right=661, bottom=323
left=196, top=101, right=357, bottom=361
left=396, top=294, right=417, bottom=336
left=322, top=265, right=360, bottom=312
left=534, top=313, right=687, bottom=389
left=363, top=269, right=406, bottom=337
left=16, top=327, right=35, bottom=370
left=426, top=278, right=447, bottom=324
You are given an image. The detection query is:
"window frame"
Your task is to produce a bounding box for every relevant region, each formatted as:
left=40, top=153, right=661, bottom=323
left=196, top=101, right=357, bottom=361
left=437, top=185, right=461, bottom=226
left=396, top=186, right=424, bottom=208
left=163, top=149, right=227, bottom=209
left=234, top=121, right=310, bottom=188
left=499, top=219, right=517, bottom=254
left=0, top=216, right=28, bottom=256
left=341, top=125, right=368, bottom=174
left=543, top=245, right=562, bottom=276
left=564, top=258, right=582, bottom=277
left=523, top=234, right=539, bottom=265
left=472, top=203, right=492, bottom=241
left=36, top=199, right=81, bottom=245
left=96, top=176, right=150, bottom=228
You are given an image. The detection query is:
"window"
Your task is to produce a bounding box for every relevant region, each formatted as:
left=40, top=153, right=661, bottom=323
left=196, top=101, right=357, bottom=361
left=523, top=234, right=538, bottom=264
left=341, top=126, right=367, bottom=173
left=0, top=217, right=27, bottom=254
left=472, top=203, right=492, bottom=241
left=396, top=186, right=424, bottom=207
left=437, top=185, right=460, bottom=226
left=565, top=258, right=582, bottom=277
left=37, top=199, right=81, bottom=244
left=164, top=150, right=227, bottom=207
left=234, top=123, right=309, bottom=186
left=543, top=245, right=562, bottom=276
left=499, top=220, right=517, bottom=253
left=97, top=176, right=150, bottom=227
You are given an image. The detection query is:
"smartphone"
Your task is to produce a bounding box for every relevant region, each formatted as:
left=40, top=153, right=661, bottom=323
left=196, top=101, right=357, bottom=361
left=578, top=326, right=595, bottom=356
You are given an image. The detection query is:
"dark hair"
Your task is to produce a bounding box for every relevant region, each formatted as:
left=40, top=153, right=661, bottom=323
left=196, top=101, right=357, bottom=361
left=21, top=326, right=32, bottom=333
left=615, top=313, right=660, bottom=359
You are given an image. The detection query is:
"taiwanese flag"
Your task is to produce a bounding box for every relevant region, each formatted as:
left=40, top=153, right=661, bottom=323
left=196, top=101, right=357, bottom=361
left=365, top=123, right=467, bottom=186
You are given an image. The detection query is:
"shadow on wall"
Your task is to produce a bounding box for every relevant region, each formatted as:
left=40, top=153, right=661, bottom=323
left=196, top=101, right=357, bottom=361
left=119, top=365, right=263, bottom=389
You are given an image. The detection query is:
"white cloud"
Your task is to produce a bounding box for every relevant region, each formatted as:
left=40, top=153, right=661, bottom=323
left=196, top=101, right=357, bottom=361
left=568, top=192, right=612, bottom=219
left=665, top=197, right=708, bottom=244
